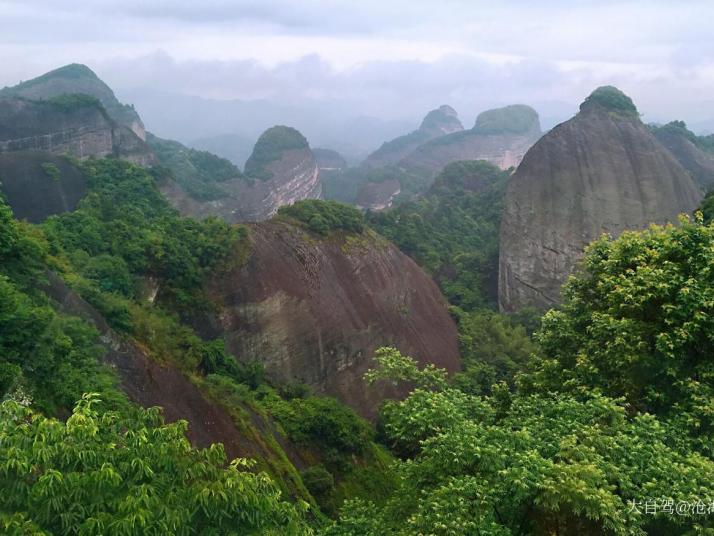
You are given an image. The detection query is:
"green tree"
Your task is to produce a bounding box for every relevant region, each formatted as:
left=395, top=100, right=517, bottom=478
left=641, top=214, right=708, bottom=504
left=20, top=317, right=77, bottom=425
left=0, top=394, right=312, bottom=535
left=522, top=215, right=714, bottom=451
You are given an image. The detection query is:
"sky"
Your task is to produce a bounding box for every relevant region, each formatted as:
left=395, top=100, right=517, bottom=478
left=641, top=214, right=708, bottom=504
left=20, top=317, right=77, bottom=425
left=1, top=0, right=713, bottom=135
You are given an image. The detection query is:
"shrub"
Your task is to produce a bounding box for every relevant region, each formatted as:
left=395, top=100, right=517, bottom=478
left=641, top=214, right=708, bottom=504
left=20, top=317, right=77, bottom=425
left=279, top=200, right=364, bottom=235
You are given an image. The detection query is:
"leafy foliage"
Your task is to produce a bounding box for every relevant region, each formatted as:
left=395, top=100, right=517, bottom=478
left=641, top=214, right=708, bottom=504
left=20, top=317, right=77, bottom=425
left=522, top=216, right=714, bottom=451
left=43, top=158, right=244, bottom=312
left=279, top=200, right=364, bottom=236
left=327, top=348, right=714, bottom=535
left=0, top=394, right=312, bottom=535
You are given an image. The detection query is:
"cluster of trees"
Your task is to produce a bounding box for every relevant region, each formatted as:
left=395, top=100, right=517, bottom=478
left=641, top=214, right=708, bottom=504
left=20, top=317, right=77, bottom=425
left=326, top=216, right=714, bottom=534
left=278, top=200, right=364, bottom=236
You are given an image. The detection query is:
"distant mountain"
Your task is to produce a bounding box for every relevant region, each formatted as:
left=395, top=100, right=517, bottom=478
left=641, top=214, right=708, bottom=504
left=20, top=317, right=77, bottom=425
left=651, top=121, right=714, bottom=190
left=499, top=86, right=703, bottom=312
left=161, top=125, right=322, bottom=221
left=189, top=132, right=255, bottom=168
left=400, top=104, right=542, bottom=177
left=361, top=105, right=463, bottom=169
left=313, top=148, right=347, bottom=171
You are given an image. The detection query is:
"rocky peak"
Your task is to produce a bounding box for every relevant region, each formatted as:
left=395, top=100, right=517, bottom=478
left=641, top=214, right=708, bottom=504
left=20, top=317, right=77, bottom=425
left=499, top=87, right=702, bottom=312
left=652, top=120, right=714, bottom=189
left=161, top=125, right=322, bottom=222
left=419, top=105, right=463, bottom=135
left=0, top=63, right=147, bottom=140
left=360, top=105, right=463, bottom=169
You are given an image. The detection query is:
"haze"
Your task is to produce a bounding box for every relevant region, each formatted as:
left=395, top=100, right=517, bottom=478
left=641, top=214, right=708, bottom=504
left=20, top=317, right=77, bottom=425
left=2, top=0, right=713, bottom=160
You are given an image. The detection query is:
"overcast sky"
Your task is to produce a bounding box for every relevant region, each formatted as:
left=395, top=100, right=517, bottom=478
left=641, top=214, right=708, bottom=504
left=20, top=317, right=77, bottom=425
left=1, top=0, right=713, bottom=130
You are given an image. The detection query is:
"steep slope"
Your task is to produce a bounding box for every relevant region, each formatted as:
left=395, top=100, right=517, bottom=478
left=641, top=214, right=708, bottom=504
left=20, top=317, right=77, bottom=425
left=361, top=105, right=464, bottom=169
left=652, top=121, right=714, bottom=189
left=401, top=104, right=542, bottom=177
left=0, top=96, right=153, bottom=165
left=162, top=125, right=322, bottom=222
left=313, top=148, right=347, bottom=171
left=196, top=215, right=460, bottom=418
left=0, top=63, right=147, bottom=140
left=499, top=86, right=703, bottom=312
left=0, top=151, right=87, bottom=222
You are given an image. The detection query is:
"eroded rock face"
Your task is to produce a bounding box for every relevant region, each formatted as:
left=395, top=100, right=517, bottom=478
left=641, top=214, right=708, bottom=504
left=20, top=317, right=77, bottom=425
left=162, top=126, right=322, bottom=222
left=499, top=89, right=703, bottom=312
left=0, top=151, right=88, bottom=222
left=0, top=97, right=154, bottom=166
left=355, top=179, right=401, bottom=211
left=0, top=63, right=147, bottom=141
left=401, top=104, right=542, bottom=178
left=198, top=221, right=460, bottom=418
left=361, top=105, right=464, bottom=169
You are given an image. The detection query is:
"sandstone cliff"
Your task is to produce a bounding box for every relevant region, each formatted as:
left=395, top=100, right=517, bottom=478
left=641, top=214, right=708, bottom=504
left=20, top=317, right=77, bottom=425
left=499, top=87, right=703, bottom=312
left=0, top=151, right=87, bottom=222
left=361, top=105, right=463, bottom=169
left=652, top=121, right=714, bottom=190
left=162, top=126, right=322, bottom=222
left=196, top=220, right=460, bottom=417
left=401, top=104, right=542, bottom=178
left=0, top=63, right=147, bottom=140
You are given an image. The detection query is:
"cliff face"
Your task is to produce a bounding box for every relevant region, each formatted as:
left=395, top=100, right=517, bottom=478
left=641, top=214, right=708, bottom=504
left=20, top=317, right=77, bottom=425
left=0, top=96, right=154, bottom=166
left=653, top=121, right=714, bottom=189
left=0, top=63, right=147, bottom=140
left=361, top=105, right=463, bottom=169
left=197, top=221, right=460, bottom=418
left=0, top=151, right=87, bottom=222
left=162, top=126, right=322, bottom=222
left=401, top=104, right=542, bottom=178
left=499, top=88, right=703, bottom=312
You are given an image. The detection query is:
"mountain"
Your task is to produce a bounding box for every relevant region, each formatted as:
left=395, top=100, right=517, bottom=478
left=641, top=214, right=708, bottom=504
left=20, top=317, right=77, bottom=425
left=652, top=121, right=714, bottom=190
left=400, top=104, right=542, bottom=177
left=350, top=104, right=542, bottom=211
left=499, top=86, right=703, bottom=312
left=0, top=63, right=147, bottom=140
left=161, top=125, right=322, bottom=222
left=194, top=211, right=460, bottom=418
left=361, top=105, right=463, bottom=169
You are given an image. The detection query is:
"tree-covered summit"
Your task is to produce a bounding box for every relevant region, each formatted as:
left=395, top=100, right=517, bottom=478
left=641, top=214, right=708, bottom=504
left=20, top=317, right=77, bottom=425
left=580, top=85, right=638, bottom=116
left=245, top=126, right=311, bottom=180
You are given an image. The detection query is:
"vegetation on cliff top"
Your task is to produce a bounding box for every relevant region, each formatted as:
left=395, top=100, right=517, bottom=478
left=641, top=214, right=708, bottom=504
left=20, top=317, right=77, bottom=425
left=278, top=199, right=364, bottom=236
left=472, top=104, right=540, bottom=135
left=245, top=126, right=310, bottom=180
left=580, top=85, right=639, bottom=116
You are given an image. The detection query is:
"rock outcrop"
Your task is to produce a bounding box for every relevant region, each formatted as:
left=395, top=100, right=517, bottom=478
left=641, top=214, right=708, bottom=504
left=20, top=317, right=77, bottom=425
left=499, top=87, right=703, bottom=312
left=652, top=121, right=714, bottom=189
left=0, top=151, right=88, bottom=222
left=401, top=104, right=542, bottom=178
left=0, top=95, right=154, bottom=166
left=0, top=63, right=147, bottom=140
left=162, top=126, right=322, bottom=222
left=361, top=105, right=463, bottom=169
left=197, top=220, right=460, bottom=418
